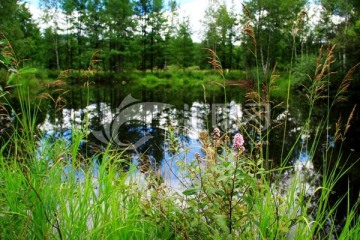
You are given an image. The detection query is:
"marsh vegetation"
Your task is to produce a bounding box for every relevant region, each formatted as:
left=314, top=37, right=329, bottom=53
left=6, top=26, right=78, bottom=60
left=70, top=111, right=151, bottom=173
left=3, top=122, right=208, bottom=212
left=1, top=0, right=360, bottom=239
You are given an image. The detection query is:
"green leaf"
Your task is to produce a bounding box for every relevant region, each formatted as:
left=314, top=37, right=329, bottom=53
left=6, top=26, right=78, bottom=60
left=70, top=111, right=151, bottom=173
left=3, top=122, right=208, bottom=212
left=256, top=158, right=263, bottom=166
left=18, top=67, right=37, bottom=74
left=4, top=57, right=11, bottom=65
left=216, top=175, right=229, bottom=182
left=214, top=189, right=226, bottom=196
left=240, top=196, right=254, bottom=207
left=214, top=214, right=229, bottom=234
left=222, top=161, right=231, bottom=167
left=6, top=73, right=16, bottom=84
left=280, top=225, right=289, bottom=233
left=225, top=234, right=233, bottom=240
left=0, top=39, right=8, bottom=45
left=182, top=187, right=200, bottom=196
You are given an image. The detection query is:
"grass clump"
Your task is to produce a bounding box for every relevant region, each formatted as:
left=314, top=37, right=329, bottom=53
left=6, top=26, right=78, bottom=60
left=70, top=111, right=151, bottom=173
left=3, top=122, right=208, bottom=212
left=0, top=93, right=172, bottom=239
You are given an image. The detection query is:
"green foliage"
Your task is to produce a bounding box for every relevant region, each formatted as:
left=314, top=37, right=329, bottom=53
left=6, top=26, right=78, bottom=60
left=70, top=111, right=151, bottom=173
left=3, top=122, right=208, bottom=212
left=0, top=144, right=172, bottom=239
left=175, top=143, right=261, bottom=237
left=268, top=76, right=291, bottom=99
left=169, top=17, right=195, bottom=69
left=0, top=36, right=17, bottom=74
left=0, top=0, right=359, bottom=76
left=223, top=70, right=247, bottom=80
left=292, top=54, right=317, bottom=85
left=139, top=124, right=359, bottom=239
left=202, top=2, right=237, bottom=70
left=0, top=85, right=173, bottom=239
left=241, top=0, right=308, bottom=74
left=317, top=0, right=360, bottom=69
left=6, top=68, right=48, bottom=96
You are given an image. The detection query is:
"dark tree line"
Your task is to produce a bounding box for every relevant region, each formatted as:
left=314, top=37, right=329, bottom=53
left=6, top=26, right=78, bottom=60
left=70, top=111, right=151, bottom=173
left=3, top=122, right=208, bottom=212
left=1, top=0, right=359, bottom=74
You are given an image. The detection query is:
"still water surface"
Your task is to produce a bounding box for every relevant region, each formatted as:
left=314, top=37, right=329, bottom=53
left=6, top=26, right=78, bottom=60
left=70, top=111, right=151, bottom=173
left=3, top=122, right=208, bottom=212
left=37, top=82, right=359, bottom=220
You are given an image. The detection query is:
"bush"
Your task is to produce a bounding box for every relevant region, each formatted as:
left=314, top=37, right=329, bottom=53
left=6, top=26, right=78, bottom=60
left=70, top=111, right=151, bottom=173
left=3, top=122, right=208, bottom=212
left=224, top=70, right=247, bottom=80
left=292, top=54, right=317, bottom=88
left=46, top=69, right=61, bottom=79
left=35, top=68, right=48, bottom=80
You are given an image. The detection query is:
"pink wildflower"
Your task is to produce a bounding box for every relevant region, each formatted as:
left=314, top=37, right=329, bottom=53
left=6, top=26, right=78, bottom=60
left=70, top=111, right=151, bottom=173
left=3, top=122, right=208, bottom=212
left=232, top=133, right=245, bottom=152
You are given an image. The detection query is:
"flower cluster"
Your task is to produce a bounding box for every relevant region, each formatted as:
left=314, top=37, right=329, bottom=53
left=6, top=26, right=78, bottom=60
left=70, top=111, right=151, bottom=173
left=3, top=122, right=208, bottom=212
left=212, top=127, right=221, bottom=140
left=232, top=133, right=245, bottom=156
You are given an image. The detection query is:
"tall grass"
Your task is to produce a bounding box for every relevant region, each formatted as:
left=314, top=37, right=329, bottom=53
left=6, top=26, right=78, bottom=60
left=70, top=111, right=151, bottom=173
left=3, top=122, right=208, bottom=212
left=0, top=81, right=172, bottom=239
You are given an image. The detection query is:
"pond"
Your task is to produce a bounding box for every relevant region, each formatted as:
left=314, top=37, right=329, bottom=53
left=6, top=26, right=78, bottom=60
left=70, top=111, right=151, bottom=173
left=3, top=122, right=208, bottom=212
left=36, top=80, right=359, bottom=221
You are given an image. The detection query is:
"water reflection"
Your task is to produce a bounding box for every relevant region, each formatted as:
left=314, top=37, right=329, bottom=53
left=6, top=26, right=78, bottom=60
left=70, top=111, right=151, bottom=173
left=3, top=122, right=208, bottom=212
left=38, top=100, right=245, bottom=158
left=35, top=83, right=359, bottom=224
left=37, top=83, right=359, bottom=172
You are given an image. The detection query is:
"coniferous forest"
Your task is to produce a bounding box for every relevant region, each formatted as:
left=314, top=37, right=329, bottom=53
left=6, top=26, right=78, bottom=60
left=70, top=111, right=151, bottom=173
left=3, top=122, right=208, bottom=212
left=1, top=0, right=359, bottom=74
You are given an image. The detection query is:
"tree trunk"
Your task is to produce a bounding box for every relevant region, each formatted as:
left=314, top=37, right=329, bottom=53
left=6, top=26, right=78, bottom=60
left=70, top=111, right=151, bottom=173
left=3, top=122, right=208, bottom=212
left=54, top=33, right=60, bottom=70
